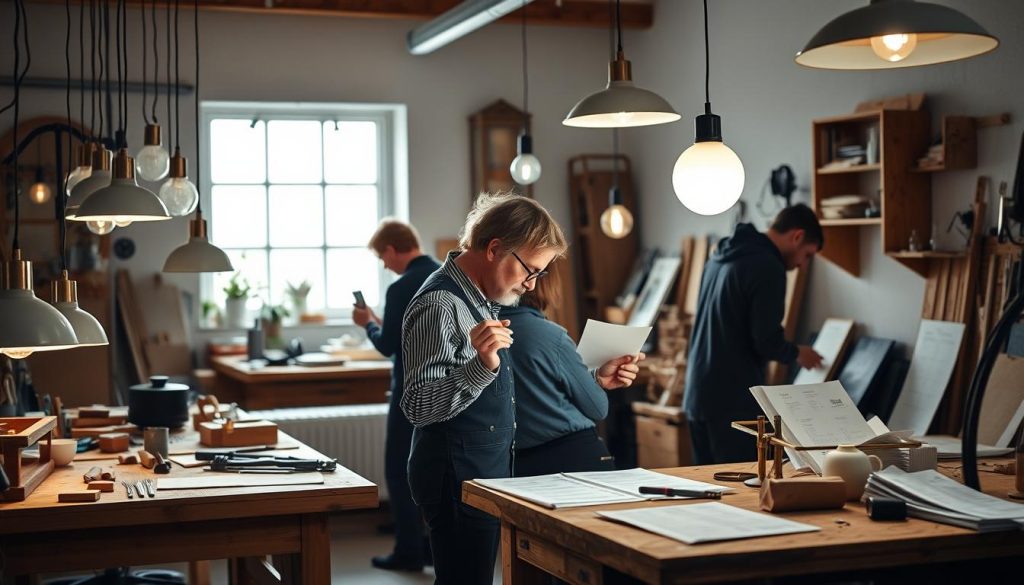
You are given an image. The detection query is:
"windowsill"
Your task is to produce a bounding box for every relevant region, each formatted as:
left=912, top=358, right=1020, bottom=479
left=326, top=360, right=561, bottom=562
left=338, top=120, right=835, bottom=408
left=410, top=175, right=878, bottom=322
left=197, top=319, right=362, bottom=333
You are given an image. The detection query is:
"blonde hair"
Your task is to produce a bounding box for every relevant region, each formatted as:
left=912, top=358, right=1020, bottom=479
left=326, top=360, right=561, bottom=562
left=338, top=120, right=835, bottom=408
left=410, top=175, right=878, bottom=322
left=459, top=192, right=568, bottom=256
left=368, top=219, right=421, bottom=254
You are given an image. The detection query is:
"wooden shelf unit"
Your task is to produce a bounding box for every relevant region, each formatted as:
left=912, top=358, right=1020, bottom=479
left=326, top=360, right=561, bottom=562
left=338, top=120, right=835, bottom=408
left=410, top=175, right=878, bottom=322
left=911, top=115, right=977, bottom=173
left=812, top=109, right=932, bottom=276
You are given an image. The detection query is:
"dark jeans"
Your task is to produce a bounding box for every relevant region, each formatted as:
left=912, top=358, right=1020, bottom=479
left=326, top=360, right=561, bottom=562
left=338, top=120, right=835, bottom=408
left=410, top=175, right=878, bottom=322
left=688, top=417, right=757, bottom=465
left=384, top=391, right=426, bottom=564
left=419, top=466, right=499, bottom=585
left=515, top=427, right=616, bottom=477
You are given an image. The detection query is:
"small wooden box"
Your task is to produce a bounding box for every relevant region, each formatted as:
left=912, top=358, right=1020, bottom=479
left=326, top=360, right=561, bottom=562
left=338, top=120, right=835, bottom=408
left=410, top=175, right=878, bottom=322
left=633, top=404, right=692, bottom=469
left=0, top=416, right=57, bottom=501
left=199, top=420, right=278, bottom=447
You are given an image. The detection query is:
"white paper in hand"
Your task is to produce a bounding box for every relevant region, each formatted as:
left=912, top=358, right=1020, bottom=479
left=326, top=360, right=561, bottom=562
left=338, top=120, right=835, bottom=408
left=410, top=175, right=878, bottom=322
left=576, top=319, right=652, bottom=368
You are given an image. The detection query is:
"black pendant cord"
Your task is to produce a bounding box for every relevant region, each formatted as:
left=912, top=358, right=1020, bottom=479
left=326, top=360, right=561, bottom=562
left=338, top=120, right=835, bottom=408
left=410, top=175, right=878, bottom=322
left=174, top=0, right=182, bottom=151
left=615, top=0, right=622, bottom=55
left=63, top=0, right=71, bottom=271
left=115, top=0, right=123, bottom=145
left=141, top=0, right=149, bottom=126
left=121, top=0, right=129, bottom=145
left=79, top=0, right=87, bottom=142
left=89, top=0, right=98, bottom=142
left=103, top=0, right=111, bottom=143
left=10, top=0, right=23, bottom=252
left=0, top=0, right=29, bottom=117
left=519, top=0, right=528, bottom=134
left=194, top=0, right=202, bottom=213
left=151, top=0, right=159, bottom=124
left=609, top=129, right=620, bottom=207
left=703, top=0, right=710, bottom=109
left=166, top=0, right=173, bottom=141
left=607, top=0, right=614, bottom=61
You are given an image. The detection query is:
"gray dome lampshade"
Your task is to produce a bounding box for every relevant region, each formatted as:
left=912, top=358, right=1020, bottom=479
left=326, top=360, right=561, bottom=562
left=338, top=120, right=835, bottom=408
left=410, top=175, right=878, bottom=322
left=564, top=53, right=680, bottom=129
left=66, top=146, right=114, bottom=220
left=52, top=272, right=109, bottom=347
left=796, top=0, right=998, bottom=70
left=74, top=149, right=171, bottom=223
left=0, top=251, right=79, bottom=356
left=163, top=214, right=234, bottom=273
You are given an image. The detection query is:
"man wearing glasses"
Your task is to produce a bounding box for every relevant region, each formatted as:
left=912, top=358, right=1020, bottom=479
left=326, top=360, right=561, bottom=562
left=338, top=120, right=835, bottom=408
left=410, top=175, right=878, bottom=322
left=401, top=193, right=567, bottom=585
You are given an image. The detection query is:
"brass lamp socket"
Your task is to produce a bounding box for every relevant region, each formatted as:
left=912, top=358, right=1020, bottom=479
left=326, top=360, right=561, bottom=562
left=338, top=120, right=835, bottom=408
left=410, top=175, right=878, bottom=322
left=190, top=212, right=209, bottom=239
left=52, top=270, right=79, bottom=304
left=168, top=151, right=188, bottom=179
left=78, top=142, right=96, bottom=167
left=91, top=146, right=113, bottom=172
left=1, top=249, right=33, bottom=291
left=143, top=124, right=162, bottom=147
left=608, top=49, right=632, bottom=83
left=112, top=148, right=137, bottom=180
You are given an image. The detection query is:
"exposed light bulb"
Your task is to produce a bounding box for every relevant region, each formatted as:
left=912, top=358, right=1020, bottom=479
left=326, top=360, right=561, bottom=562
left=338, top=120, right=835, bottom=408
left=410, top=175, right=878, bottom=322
left=66, top=166, right=92, bottom=195
left=136, top=144, right=171, bottom=182
left=87, top=220, right=115, bottom=235
left=114, top=219, right=132, bottom=227
left=510, top=154, right=542, bottom=185
left=29, top=182, right=52, bottom=205
left=1, top=348, right=34, bottom=359
left=600, top=204, right=634, bottom=239
left=870, top=33, right=918, bottom=62
left=158, top=176, right=199, bottom=216
left=672, top=141, right=745, bottom=216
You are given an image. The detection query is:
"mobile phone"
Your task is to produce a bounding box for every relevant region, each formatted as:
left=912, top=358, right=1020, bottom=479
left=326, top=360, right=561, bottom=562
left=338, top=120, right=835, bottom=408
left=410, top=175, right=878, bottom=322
left=352, top=290, right=366, bottom=308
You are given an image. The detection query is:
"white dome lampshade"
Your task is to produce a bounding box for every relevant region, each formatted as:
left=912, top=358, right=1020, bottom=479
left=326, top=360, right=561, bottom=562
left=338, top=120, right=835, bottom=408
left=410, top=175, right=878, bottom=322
left=0, top=250, right=79, bottom=359
left=672, top=106, right=745, bottom=216
left=795, top=0, right=998, bottom=70
left=51, top=271, right=108, bottom=347
left=66, top=145, right=113, bottom=220
left=75, top=148, right=171, bottom=225
left=564, top=53, right=680, bottom=129
left=163, top=212, right=235, bottom=273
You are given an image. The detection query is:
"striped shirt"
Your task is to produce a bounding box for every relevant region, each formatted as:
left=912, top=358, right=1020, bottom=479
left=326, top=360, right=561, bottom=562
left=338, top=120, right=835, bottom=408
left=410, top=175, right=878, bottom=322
left=400, top=252, right=502, bottom=428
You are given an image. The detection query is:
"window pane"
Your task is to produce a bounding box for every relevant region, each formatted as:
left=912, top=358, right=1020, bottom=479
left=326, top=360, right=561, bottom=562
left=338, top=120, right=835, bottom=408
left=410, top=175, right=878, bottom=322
left=211, top=249, right=268, bottom=310
left=270, top=249, right=326, bottom=312
left=325, top=186, right=378, bottom=247
left=268, top=120, right=323, bottom=184
left=326, top=248, right=380, bottom=309
left=210, top=185, right=267, bottom=248
left=210, top=119, right=266, bottom=184
left=269, top=186, right=324, bottom=247
left=323, top=121, right=377, bottom=184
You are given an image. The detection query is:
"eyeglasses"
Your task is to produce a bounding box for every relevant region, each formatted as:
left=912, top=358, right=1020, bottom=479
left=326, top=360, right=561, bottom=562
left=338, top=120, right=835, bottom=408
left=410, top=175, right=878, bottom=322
left=511, top=251, right=549, bottom=283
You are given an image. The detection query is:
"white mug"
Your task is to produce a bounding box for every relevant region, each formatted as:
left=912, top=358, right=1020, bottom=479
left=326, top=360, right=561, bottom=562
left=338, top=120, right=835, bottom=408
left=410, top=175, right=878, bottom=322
left=822, top=445, right=882, bottom=501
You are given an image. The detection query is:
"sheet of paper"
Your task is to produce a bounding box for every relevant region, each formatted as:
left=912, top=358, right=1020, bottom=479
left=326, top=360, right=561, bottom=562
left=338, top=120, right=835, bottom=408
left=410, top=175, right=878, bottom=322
left=793, top=318, right=855, bottom=385
left=576, top=320, right=652, bottom=368
left=156, top=472, right=324, bottom=490
left=475, top=475, right=645, bottom=509
left=749, top=385, right=814, bottom=470
left=887, top=320, right=966, bottom=435
left=627, top=257, right=682, bottom=327
left=914, top=435, right=1013, bottom=459
left=566, top=468, right=730, bottom=499
left=598, top=502, right=820, bottom=544
left=873, top=468, right=1024, bottom=521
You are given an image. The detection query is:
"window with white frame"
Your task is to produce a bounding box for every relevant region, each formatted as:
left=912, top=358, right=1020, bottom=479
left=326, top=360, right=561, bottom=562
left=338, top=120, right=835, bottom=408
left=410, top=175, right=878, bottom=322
left=203, top=103, right=402, bottom=321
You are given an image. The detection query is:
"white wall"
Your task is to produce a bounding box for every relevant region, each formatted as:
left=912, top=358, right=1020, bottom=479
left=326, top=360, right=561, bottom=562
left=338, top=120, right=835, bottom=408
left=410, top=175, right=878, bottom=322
left=627, top=0, right=1024, bottom=350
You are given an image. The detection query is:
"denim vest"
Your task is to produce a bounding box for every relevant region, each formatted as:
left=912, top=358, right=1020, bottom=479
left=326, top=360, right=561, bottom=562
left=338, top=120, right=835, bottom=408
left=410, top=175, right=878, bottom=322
left=406, top=270, right=516, bottom=506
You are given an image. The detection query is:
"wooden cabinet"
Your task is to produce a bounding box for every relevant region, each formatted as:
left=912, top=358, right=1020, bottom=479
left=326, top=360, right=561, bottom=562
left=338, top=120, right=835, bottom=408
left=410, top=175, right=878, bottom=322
left=469, top=99, right=532, bottom=201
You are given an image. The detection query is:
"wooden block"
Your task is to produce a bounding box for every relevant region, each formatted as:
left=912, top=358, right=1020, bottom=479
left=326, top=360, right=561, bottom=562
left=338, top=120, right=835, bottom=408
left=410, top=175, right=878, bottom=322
left=99, top=432, right=130, bottom=453
left=117, top=454, right=139, bottom=465
left=58, top=491, right=101, bottom=502
left=87, top=480, right=115, bottom=492
left=199, top=420, right=278, bottom=448
left=83, top=466, right=103, bottom=483
left=78, top=408, right=110, bottom=418
left=73, top=416, right=129, bottom=427
left=138, top=449, right=156, bottom=469
left=70, top=423, right=137, bottom=438
left=101, top=468, right=116, bottom=481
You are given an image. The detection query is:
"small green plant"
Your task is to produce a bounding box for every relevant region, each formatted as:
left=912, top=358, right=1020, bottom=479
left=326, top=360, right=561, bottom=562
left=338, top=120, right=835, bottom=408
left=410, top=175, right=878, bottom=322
left=223, top=273, right=251, bottom=299
left=260, top=303, right=290, bottom=323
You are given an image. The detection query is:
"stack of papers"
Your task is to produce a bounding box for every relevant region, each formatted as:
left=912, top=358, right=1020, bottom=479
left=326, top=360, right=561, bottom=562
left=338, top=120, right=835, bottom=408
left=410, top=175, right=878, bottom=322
left=475, top=468, right=730, bottom=509
left=911, top=435, right=1013, bottom=460
left=864, top=467, right=1024, bottom=532
left=598, top=502, right=820, bottom=544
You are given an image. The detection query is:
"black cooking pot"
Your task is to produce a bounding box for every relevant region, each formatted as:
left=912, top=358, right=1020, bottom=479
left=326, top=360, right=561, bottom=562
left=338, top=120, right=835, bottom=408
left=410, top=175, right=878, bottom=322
left=128, top=375, right=190, bottom=429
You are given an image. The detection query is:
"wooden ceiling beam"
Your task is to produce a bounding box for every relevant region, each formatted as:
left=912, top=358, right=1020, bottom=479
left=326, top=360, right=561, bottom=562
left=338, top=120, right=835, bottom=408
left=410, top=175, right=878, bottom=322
left=39, top=1, right=652, bottom=29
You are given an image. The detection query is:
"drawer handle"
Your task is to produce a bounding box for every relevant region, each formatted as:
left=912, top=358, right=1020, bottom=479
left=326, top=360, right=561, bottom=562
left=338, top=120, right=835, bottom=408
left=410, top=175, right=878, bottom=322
left=578, top=568, right=591, bottom=583
left=519, top=538, right=530, bottom=551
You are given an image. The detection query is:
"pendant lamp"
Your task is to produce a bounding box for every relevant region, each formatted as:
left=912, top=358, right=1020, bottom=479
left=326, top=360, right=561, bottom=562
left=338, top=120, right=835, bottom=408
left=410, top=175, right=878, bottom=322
left=74, top=147, right=171, bottom=224
left=66, top=144, right=112, bottom=219
left=66, top=143, right=94, bottom=195
left=796, top=0, right=998, bottom=70
left=600, top=130, right=633, bottom=239
left=672, top=0, right=744, bottom=216
left=163, top=0, right=232, bottom=273
left=0, top=0, right=79, bottom=359
left=563, top=0, right=679, bottom=129
left=158, top=0, right=199, bottom=217
left=136, top=0, right=170, bottom=182
left=510, top=0, right=541, bottom=186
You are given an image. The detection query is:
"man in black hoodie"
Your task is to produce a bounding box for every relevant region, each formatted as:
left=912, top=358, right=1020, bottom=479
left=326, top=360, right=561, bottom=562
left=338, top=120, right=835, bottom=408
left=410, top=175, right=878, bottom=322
left=684, top=204, right=825, bottom=464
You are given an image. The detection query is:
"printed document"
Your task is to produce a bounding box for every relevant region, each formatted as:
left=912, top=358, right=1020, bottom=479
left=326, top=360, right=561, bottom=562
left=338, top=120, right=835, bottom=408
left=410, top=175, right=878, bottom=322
left=598, top=502, right=820, bottom=544
left=887, top=320, right=966, bottom=434
left=576, top=319, right=652, bottom=368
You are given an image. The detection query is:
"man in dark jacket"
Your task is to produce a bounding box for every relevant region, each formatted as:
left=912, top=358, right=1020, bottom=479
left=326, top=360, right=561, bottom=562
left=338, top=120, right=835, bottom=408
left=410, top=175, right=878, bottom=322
left=354, top=219, right=440, bottom=572
left=684, top=204, right=825, bottom=464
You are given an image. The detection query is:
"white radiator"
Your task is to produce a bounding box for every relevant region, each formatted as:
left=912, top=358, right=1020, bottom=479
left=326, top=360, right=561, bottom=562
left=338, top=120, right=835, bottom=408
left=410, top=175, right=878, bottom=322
left=249, top=403, right=391, bottom=500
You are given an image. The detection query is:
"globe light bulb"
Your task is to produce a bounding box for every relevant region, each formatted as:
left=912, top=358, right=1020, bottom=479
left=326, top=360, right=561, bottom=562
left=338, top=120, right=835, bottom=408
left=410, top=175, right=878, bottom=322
left=672, top=141, right=745, bottom=216
left=115, top=219, right=133, bottom=227
left=87, top=220, right=115, bottom=235
left=1, top=348, right=34, bottom=359
left=600, top=204, right=634, bottom=239
left=136, top=144, right=171, bottom=182
left=158, top=176, right=200, bottom=216
left=29, top=182, right=52, bottom=205
left=870, top=33, right=918, bottom=62
left=66, top=166, right=92, bottom=195
left=510, top=153, right=542, bottom=185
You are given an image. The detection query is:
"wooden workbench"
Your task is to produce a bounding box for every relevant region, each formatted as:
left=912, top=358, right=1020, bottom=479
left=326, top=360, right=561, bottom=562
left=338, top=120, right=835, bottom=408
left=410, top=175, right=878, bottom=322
left=210, top=355, right=392, bottom=409
left=464, top=461, right=1024, bottom=584
left=0, top=435, right=377, bottom=584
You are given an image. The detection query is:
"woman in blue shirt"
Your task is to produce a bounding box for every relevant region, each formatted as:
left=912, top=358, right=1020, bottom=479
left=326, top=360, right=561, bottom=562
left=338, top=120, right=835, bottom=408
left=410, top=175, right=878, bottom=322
left=500, top=270, right=643, bottom=477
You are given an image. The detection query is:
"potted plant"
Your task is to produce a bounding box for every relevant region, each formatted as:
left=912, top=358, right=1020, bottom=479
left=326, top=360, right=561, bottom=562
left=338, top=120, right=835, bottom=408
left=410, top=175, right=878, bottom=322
left=201, top=300, right=221, bottom=328
left=260, top=303, right=290, bottom=349
left=285, top=280, right=312, bottom=320
left=223, top=273, right=251, bottom=329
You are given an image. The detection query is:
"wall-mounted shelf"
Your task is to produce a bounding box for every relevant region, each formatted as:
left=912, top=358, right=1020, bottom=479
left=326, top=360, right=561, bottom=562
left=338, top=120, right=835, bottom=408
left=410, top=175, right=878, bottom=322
left=819, top=217, right=882, bottom=227
left=888, top=250, right=965, bottom=260
left=817, top=163, right=881, bottom=175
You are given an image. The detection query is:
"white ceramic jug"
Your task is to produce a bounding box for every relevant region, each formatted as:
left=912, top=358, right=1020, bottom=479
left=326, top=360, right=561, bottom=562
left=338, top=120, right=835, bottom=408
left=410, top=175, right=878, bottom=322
left=822, top=445, right=883, bottom=501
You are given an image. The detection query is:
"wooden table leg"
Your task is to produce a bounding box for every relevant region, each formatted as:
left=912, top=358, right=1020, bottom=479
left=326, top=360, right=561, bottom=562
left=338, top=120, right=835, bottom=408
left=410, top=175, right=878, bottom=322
left=278, top=513, right=330, bottom=584
left=500, top=521, right=546, bottom=585
left=189, top=560, right=212, bottom=585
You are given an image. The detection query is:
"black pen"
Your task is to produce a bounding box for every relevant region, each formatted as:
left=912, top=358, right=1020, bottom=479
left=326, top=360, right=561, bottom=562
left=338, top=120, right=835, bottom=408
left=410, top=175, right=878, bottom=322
left=638, top=486, right=722, bottom=499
